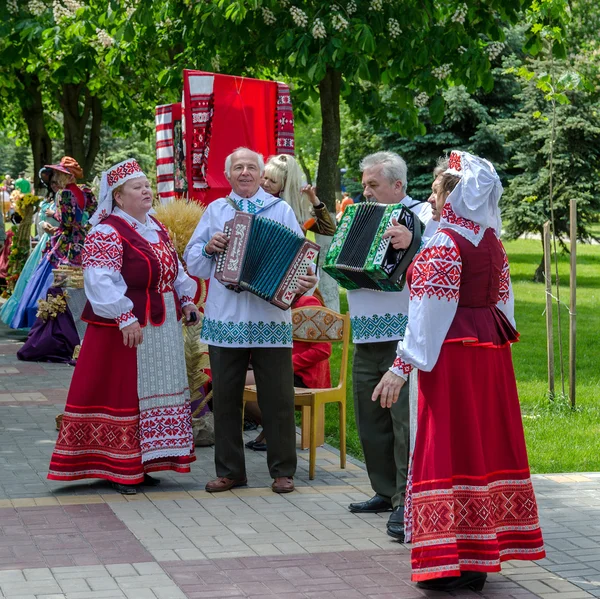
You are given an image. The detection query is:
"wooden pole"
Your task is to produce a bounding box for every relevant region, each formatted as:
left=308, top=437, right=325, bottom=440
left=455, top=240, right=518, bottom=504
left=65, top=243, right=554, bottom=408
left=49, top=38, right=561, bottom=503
left=543, top=222, right=555, bottom=398
left=569, top=200, right=577, bottom=408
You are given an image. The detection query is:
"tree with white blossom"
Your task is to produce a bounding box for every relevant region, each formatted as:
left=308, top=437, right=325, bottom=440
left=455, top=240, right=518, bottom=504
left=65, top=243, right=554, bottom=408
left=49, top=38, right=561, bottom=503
left=167, top=0, right=544, bottom=210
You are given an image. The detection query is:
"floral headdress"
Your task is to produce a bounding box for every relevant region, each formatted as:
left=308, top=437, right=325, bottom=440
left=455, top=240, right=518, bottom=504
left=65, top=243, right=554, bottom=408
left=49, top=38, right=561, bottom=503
left=89, top=158, right=145, bottom=226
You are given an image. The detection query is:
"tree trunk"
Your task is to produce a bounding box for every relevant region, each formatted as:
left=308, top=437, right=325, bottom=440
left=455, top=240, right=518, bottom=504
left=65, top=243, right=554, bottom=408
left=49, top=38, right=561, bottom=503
left=316, top=68, right=342, bottom=212
left=60, top=84, right=103, bottom=179
left=17, top=74, right=52, bottom=190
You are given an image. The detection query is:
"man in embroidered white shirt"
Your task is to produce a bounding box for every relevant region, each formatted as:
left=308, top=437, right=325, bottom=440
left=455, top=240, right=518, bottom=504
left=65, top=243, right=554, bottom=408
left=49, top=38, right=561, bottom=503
left=346, top=151, right=436, bottom=541
left=185, top=148, right=317, bottom=495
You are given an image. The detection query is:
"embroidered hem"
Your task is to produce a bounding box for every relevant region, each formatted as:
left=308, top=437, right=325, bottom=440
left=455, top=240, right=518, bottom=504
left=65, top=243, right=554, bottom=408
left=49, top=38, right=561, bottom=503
left=350, top=313, right=407, bottom=344
left=201, top=317, right=293, bottom=347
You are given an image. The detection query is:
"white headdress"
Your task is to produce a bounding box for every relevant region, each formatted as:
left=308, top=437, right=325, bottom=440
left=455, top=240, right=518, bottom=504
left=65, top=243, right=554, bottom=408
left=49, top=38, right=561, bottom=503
left=89, top=158, right=146, bottom=226
left=442, top=151, right=503, bottom=241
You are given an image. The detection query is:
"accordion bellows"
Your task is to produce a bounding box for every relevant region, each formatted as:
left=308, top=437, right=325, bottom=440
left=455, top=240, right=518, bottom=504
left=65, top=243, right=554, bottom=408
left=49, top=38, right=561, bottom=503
left=215, top=212, right=319, bottom=309
left=324, top=202, right=423, bottom=291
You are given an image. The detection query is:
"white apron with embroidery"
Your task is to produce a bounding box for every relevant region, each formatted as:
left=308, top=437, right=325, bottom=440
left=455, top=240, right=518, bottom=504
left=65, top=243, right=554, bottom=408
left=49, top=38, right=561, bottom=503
left=136, top=291, right=194, bottom=463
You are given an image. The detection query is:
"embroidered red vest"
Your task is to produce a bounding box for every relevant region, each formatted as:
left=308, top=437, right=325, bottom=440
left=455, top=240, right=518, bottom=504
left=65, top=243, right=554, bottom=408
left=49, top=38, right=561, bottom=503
left=81, top=215, right=182, bottom=328
left=441, top=228, right=518, bottom=347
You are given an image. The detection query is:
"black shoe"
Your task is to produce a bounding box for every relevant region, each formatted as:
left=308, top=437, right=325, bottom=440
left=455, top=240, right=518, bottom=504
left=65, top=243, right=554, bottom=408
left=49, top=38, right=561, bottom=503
left=386, top=506, right=405, bottom=541
left=143, top=474, right=161, bottom=486
left=348, top=495, right=392, bottom=513
left=250, top=442, right=267, bottom=451
left=111, top=482, right=137, bottom=495
left=243, top=419, right=259, bottom=431
left=416, top=572, right=487, bottom=592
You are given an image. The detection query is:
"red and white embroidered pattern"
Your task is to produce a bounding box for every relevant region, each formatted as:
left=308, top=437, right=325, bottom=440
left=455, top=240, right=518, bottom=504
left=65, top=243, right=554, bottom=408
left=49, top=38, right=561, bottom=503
left=498, top=244, right=511, bottom=305
left=55, top=412, right=140, bottom=456
left=82, top=230, right=123, bottom=271
left=149, top=240, right=178, bottom=292
left=107, top=159, right=142, bottom=187
left=186, top=75, right=214, bottom=191
left=442, top=204, right=481, bottom=235
left=276, top=83, right=295, bottom=155
left=115, top=311, right=135, bottom=326
left=139, top=404, right=194, bottom=461
left=393, top=356, right=413, bottom=376
left=448, top=151, right=462, bottom=172
left=410, top=239, right=461, bottom=302
left=180, top=295, right=194, bottom=305
left=412, top=478, right=543, bottom=542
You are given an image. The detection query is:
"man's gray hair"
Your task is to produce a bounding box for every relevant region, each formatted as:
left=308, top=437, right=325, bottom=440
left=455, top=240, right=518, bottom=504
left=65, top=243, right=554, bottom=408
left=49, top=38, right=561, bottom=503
left=359, top=151, right=408, bottom=191
left=224, top=147, right=265, bottom=177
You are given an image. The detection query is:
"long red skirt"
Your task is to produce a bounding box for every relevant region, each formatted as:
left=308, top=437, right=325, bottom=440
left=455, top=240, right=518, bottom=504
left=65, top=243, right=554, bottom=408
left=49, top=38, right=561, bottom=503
left=48, top=324, right=195, bottom=485
left=410, top=342, right=545, bottom=581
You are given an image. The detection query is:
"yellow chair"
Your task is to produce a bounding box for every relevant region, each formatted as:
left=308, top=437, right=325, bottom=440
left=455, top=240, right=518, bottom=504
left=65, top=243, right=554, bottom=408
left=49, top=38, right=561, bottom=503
left=243, top=306, right=350, bottom=480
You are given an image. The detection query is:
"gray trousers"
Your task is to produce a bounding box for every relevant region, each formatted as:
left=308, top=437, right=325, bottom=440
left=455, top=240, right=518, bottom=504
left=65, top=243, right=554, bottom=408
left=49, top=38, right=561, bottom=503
left=352, top=341, right=410, bottom=508
left=208, top=345, right=297, bottom=480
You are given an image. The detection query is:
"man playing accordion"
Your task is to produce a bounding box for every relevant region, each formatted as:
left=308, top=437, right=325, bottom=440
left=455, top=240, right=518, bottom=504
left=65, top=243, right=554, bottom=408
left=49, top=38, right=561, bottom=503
left=346, top=152, right=436, bottom=541
left=185, top=147, right=318, bottom=495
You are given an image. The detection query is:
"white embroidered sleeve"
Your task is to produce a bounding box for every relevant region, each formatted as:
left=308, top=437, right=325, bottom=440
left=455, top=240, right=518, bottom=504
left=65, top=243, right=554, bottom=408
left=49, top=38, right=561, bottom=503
left=496, top=240, right=516, bottom=327
left=174, top=258, right=198, bottom=307
left=184, top=204, right=217, bottom=280
left=391, top=232, right=462, bottom=378
left=82, top=224, right=136, bottom=329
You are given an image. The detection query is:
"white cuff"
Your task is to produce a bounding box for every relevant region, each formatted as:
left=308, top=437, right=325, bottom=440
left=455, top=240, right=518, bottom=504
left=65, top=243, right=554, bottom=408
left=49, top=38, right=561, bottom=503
left=115, top=310, right=138, bottom=330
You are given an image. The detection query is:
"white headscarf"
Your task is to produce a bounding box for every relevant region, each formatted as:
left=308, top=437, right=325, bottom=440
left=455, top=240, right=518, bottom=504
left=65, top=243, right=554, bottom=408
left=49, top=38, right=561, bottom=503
left=441, top=151, right=503, bottom=245
left=89, top=158, right=146, bottom=226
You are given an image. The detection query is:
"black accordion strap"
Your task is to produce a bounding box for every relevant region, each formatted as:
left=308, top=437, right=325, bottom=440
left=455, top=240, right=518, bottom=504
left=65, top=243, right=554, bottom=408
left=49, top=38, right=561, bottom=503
left=402, top=199, right=425, bottom=210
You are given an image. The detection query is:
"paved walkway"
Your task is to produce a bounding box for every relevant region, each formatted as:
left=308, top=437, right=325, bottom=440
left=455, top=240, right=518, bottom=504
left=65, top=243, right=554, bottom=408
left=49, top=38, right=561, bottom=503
left=1, top=326, right=600, bottom=598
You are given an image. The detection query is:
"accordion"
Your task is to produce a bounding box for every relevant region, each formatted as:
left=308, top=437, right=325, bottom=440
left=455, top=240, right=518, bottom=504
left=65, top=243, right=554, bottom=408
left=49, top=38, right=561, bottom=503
left=324, top=202, right=423, bottom=291
left=214, top=212, right=320, bottom=309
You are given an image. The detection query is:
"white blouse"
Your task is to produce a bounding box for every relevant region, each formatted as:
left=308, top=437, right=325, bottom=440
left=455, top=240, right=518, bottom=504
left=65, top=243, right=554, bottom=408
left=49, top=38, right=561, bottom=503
left=184, top=188, right=309, bottom=348
left=82, top=208, right=197, bottom=329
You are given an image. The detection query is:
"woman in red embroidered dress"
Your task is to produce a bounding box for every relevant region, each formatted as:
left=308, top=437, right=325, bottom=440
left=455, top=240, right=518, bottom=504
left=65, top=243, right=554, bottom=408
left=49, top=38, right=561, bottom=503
left=48, top=159, right=200, bottom=494
left=373, top=151, right=545, bottom=592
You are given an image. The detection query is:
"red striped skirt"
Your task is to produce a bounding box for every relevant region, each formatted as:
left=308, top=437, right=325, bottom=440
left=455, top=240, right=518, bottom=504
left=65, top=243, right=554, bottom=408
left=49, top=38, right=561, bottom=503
left=48, top=324, right=195, bottom=485
left=410, top=342, right=545, bottom=581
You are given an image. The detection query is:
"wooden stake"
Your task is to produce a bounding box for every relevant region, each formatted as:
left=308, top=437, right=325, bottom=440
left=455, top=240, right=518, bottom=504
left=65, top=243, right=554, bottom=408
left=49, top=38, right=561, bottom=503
left=569, top=200, right=577, bottom=408
left=543, top=222, right=555, bottom=398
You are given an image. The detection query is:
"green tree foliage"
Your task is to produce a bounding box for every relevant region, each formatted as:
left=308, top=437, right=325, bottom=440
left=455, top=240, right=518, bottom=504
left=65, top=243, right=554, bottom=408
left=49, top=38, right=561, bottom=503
left=340, top=50, right=522, bottom=202
left=0, top=1, right=178, bottom=183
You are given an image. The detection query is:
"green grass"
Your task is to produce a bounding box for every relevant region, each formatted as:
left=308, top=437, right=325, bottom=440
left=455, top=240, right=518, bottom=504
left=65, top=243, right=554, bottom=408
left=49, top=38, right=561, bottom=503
left=323, top=238, right=600, bottom=474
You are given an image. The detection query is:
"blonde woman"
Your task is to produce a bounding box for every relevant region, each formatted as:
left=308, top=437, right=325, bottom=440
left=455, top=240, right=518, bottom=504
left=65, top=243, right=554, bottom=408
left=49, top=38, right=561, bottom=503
left=262, top=154, right=335, bottom=236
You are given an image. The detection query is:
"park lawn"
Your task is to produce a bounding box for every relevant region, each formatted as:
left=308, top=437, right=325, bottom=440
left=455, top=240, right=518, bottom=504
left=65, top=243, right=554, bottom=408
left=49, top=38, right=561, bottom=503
left=323, top=238, right=600, bottom=474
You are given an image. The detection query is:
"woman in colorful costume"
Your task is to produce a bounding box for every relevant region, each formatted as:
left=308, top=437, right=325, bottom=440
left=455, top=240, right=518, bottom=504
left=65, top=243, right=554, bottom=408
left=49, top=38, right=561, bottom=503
left=262, top=154, right=335, bottom=235
left=1, top=168, right=59, bottom=326
left=48, top=158, right=199, bottom=494
left=10, top=157, right=96, bottom=329
left=373, top=151, right=545, bottom=592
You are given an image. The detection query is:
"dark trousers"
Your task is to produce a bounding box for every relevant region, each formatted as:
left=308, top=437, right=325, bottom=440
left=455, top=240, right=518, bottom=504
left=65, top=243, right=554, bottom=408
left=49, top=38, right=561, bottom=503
left=208, top=345, right=297, bottom=480
left=352, top=341, right=409, bottom=508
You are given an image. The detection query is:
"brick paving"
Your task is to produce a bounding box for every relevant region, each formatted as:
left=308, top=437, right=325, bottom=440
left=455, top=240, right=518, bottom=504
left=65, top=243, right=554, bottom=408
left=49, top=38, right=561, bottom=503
left=0, top=325, right=599, bottom=598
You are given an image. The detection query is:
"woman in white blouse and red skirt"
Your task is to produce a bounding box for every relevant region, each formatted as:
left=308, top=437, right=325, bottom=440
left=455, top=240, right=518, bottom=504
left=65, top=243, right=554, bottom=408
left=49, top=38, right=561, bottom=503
left=48, top=159, right=200, bottom=494
left=373, top=151, right=545, bottom=592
